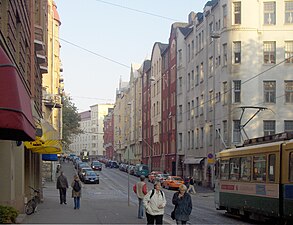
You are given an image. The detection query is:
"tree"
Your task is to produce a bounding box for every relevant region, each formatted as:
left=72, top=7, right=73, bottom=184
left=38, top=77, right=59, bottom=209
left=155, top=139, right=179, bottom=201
left=62, top=96, right=82, bottom=152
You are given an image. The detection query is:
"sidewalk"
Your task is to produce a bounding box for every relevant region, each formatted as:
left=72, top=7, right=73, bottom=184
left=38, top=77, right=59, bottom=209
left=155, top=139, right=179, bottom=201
left=20, top=162, right=147, bottom=224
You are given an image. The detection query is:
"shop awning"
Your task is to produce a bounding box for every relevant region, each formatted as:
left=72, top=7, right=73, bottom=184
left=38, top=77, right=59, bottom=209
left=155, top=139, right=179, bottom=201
left=24, top=136, right=62, bottom=154
left=184, top=157, right=205, bottom=164
left=24, top=119, right=62, bottom=154
left=0, top=47, right=35, bottom=141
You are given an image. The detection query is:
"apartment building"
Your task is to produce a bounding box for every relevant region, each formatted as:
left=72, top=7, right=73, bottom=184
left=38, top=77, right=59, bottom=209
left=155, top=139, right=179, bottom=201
left=179, top=0, right=293, bottom=187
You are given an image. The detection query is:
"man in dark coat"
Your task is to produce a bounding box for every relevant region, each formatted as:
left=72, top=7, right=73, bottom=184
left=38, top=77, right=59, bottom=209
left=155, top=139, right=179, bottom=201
left=172, top=184, right=192, bottom=224
left=56, top=171, right=69, bottom=204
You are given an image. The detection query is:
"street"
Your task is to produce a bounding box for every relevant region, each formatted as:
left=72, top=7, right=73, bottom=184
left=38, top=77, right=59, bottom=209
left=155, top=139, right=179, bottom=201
left=22, top=161, right=256, bottom=224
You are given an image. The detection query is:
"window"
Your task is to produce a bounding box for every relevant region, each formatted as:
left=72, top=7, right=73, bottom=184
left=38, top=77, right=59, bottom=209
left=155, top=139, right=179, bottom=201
left=188, top=73, right=191, bottom=90
left=233, top=2, right=241, bottom=24
left=191, top=41, right=194, bottom=59
left=285, top=120, right=293, bottom=132
left=264, top=81, right=276, bottom=103
left=268, top=154, right=276, bottom=182
left=187, top=131, right=190, bottom=149
left=191, top=100, right=194, bottom=118
left=240, top=157, right=251, bottom=181
left=178, top=105, right=182, bottom=122
left=178, top=49, right=182, bottom=66
left=209, top=90, right=214, bottom=111
left=223, top=44, right=227, bottom=66
left=223, top=82, right=228, bottom=105
left=200, top=63, right=204, bottom=82
left=188, top=44, right=191, bottom=62
left=178, top=77, right=182, bottom=93
left=290, top=152, right=293, bottom=182
left=209, top=56, right=214, bottom=75
left=191, top=70, right=194, bottom=88
left=223, top=5, right=227, bottom=28
left=200, top=127, right=204, bottom=147
left=253, top=155, right=266, bottom=182
left=263, top=41, right=276, bottom=64
left=223, top=120, right=228, bottom=143
left=233, top=41, right=241, bottom=63
left=196, top=97, right=199, bottom=117
left=191, top=130, right=194, bottom=149
left=285, top=81, right=293, bottom=103
left=196, top=66, right=199, bottom=85
left=230, top=158, right=240, bottom=180
left=285, top=1, right=293, bottom=24
left=220, top=159, right=229, bottom=180
left=209, top=125, right=213, bottom=146
left=285, top=41, right=293, bottom=63
left=233, top=80, right=241, bottom=103
left=233, top=120, right=241, bottom=143
left=264, top=120, right=276, bottom=136
left=200, top=94, right=204, bottom=115
left=209, top=22, right=213, bottom=43
left=264, top=2, right=276, bottom=25
left=178, top=133, right=182, bottom=150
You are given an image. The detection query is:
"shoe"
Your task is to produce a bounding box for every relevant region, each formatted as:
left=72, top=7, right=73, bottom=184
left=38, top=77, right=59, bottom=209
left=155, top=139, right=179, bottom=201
left=138, top=217, right=144, bottom=219
left=60, top=202, right=63, bottom=204
left=64, top=202, right=67, bottom=204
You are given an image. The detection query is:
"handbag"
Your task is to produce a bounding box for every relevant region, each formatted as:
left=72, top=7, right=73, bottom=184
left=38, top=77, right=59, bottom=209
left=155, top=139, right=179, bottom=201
left=171, top=210, right=175, bottom=220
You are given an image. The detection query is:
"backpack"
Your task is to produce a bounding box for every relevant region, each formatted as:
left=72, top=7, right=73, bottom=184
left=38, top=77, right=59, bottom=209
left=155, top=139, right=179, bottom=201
left=150, top=189, right=163, bottom=199
left=73, top=180, right=81, bottom=192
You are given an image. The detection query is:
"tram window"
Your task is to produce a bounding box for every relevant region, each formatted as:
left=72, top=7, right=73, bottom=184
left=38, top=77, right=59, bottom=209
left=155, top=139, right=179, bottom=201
left=253, top=155, right=266, bottom=182
left=290, top=152, right=293, bottom=182
left=240, top=157, right=251, bottom=181
left=220, top=159, right=229, bottom=180
left=230, top=158, right=240, bottom=180
left=268, top=154, right=276, bottom=182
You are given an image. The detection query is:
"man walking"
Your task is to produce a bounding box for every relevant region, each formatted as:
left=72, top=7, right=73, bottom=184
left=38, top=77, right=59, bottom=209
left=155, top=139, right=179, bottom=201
left=57, top=171, right=69, bottom=204
left=187, top=177, right=196, bottom=194
left=133, top=175, right=147, bottom=219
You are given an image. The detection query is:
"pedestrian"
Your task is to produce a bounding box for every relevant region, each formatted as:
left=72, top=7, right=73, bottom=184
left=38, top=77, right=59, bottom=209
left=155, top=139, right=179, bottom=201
left=184, top=176, right=190, bottom=189
left=172, top=184, right=192, bottom=225
left=56, top=171, right=69, bottom=204
left=71, top=174, right=82, bottom=209
left=133, top=175, right=148, bottom=219
left=187, top=177, right=196, bottom=194
left=143, top=181, right=166, bottom=225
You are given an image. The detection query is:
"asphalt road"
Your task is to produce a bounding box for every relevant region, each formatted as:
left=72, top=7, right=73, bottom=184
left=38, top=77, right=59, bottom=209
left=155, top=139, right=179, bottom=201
left=96, top=163, right=256, bottom=224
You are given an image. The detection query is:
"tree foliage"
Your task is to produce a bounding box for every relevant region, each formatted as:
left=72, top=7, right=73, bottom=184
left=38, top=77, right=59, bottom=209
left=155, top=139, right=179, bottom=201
left=62, top=96, right=82, bottom=151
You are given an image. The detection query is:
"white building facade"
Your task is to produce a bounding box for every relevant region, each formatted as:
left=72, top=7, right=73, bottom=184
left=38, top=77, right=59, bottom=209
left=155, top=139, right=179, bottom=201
left=178, top=0, right=293, bottom=187
left=69, top=104, right=114, bottom=156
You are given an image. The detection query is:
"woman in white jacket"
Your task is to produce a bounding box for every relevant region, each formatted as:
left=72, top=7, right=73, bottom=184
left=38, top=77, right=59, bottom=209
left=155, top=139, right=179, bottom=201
left=143, top=181, right=166, bottom=224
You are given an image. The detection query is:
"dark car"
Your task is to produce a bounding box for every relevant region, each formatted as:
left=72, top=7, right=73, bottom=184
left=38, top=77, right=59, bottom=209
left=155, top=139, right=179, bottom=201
left=106, top=161, right=119, bottom=168
left=83, top=171, right=99, bottom=184
left=91, top=161, right=102, bottom=171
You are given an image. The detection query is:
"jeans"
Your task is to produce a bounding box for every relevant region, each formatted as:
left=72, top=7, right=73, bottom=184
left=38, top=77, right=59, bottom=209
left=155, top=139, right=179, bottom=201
left=138, top=198, right=144, bottom=218
left=74, top=197, right=80, bottom=209
left=59, top=188, right=67, bottom=204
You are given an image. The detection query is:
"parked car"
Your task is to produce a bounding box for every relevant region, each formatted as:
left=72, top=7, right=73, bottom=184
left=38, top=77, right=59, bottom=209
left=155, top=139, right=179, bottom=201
left=79, top=167, right=93, bottom=181
left=155, top=173, right=169, bottom=184
left=162, top=176, right=184, bottom=190
left=83, top=170, right=99, bottom=184
left=148, top=171, right=162, bottom=183
left=128, top=165, right=135, bottom=175
left=134, top=164, right=149, bottom=177
left=106, top=161, right=119, bottom=168
left=91, top=161, right=102, bottom=171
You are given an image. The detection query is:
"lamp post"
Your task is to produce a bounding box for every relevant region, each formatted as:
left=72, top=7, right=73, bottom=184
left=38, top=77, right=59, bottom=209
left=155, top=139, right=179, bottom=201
left=211, top=17, right=220, bottom=188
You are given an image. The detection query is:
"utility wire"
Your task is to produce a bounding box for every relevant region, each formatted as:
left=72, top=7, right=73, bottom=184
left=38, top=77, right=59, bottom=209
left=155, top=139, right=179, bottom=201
left=95, top=0, right=178, bottom=22
left=59, top=37, right=130, bottom=69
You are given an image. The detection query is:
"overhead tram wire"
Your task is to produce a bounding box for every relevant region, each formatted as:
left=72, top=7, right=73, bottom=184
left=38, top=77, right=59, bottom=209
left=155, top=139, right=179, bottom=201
left=59, top=37, right=130, bottom=69
left=95, top=0, right=178, bottom=22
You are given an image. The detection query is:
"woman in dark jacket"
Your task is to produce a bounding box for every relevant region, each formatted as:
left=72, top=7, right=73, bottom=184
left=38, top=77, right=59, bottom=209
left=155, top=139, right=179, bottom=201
left=172, top=184, right=192, bottom=224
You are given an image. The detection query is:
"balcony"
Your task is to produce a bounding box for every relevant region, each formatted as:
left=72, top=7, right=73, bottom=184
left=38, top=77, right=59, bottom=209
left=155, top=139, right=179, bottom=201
left=43, top=94, right=62, bottom=108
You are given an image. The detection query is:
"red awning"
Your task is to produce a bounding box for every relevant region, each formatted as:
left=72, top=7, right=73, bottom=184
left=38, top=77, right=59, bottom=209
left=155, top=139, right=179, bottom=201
left=0, top=47, right=35, bottom=141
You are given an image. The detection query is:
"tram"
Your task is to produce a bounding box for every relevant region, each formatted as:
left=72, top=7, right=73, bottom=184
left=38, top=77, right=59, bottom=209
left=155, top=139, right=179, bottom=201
left=215, top=132, right=293, bottom=223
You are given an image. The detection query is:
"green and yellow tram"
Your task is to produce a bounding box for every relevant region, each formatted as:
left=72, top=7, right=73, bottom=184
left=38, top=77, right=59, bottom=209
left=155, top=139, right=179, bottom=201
left=215, top=133, right=293, bottom=223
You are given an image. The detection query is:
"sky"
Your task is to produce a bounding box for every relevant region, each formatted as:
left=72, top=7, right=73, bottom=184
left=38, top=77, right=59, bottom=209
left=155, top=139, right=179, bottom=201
left=54, top=0, right=208, bottom=112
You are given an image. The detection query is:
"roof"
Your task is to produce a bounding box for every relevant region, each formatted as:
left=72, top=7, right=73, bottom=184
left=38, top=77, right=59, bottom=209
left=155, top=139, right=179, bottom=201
left=179, top=27, right=193, bottom=37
